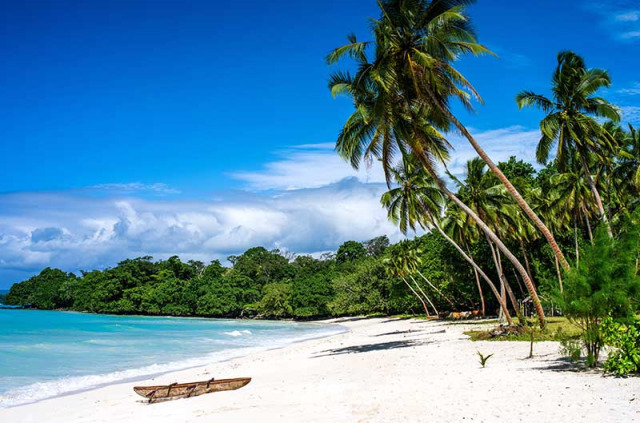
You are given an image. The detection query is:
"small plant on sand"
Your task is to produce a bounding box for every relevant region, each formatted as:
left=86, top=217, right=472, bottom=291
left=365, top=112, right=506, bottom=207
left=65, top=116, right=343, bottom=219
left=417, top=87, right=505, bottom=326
left=477, top=351, right=493, bottom=368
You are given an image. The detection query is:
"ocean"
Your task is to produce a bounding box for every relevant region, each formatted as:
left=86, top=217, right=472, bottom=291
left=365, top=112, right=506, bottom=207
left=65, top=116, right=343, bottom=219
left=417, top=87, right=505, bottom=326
left=0, top=309, right=342, bottom=408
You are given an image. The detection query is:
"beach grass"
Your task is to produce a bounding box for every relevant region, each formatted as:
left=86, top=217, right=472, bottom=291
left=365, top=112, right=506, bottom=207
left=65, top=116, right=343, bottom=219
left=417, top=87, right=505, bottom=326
left=464, top=317, right=582, bottom=342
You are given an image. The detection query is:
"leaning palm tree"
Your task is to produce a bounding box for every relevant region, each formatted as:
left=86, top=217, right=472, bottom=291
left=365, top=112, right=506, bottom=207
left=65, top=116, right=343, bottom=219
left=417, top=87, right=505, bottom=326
left=382, top=154, right=514, bottom=324
left=328, top=0, right=547, bottom=327
left=441, top=206, right=485, bottom=316
left=516, top=51, right=621, bottom=237
left=451, top=158, right=523, bottom=319
left=385, top=241, right=438, bottom=316
left=327, top=0, right=570, bottom=272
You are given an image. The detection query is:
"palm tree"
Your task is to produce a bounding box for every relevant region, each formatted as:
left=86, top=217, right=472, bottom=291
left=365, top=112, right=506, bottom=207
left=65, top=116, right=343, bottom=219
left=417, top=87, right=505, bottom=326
left=451, top=158, right=523, bottom=319
left=382, top=155, right=514, bottom=324
left=327, top=0, right=569, bottom=272
left=328, top=0, right=547, bottom=327
left=611, top=123, right=640, bottom=216
left=385, top=241, right=438, bottom=316
left=441, top=206, right=485, bottom=316
left=551, top=170, right=596, bottom=250
left=516, top=51, right=621, bottom=237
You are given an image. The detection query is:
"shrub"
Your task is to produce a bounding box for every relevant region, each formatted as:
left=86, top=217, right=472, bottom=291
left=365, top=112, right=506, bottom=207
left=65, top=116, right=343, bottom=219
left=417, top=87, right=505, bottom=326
left=553, top=224, right=640, bottom=367
left=601, top=316, right=640, bottom=376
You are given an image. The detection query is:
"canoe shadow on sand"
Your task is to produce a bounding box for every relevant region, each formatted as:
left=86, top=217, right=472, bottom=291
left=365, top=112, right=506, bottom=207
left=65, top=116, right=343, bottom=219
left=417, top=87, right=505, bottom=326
left=312, top=339, right=432, bottom=358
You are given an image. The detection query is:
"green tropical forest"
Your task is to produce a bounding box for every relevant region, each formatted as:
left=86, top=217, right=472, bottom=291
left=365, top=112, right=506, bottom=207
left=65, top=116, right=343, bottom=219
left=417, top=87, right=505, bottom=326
left=5, top=0, right=640, bottom=373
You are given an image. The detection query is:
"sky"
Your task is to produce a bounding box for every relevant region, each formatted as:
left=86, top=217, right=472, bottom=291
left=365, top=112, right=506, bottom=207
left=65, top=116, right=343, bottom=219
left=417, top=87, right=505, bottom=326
left=1, top=0, right=639, bottom=288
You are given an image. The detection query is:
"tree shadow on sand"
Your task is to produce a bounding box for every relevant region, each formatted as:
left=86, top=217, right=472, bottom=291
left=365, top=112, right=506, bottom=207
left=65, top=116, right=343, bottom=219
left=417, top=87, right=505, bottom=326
left=528, top=356, right=597, bottom=373
left=312, top=339, right=431, bottom=358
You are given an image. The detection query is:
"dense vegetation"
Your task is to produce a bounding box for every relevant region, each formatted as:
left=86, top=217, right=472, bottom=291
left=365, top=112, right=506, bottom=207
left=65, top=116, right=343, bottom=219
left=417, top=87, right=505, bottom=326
left=5, top=234, right=474, bottom=318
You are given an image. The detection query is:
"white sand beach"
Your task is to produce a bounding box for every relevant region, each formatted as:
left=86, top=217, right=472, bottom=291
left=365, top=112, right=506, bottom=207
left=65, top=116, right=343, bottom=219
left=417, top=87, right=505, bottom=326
left=2, top=317, right=638, bottom=423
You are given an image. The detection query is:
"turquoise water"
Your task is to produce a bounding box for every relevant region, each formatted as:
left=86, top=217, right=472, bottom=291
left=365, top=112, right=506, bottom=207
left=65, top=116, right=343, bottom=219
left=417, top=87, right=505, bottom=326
left=0, top=309, right=341, bottom=407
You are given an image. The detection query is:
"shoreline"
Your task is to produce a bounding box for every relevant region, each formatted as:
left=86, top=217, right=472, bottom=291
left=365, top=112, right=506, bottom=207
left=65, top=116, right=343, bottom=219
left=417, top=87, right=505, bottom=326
left=0, top=312, right=346, bottom=409
left=3, top=321, right=348, bottom=409
left=2, top=317, right=638, bottom=422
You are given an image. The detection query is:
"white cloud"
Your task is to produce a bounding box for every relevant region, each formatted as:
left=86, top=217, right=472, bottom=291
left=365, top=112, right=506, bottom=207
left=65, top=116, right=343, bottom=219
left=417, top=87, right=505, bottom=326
left=444, top=126, right=541, bottom=177
left=90, top=182, right=180, bottom=194
left=230, top=145, right=387, bottom=190
left=0, top=125, right=545, bottom=286
left=615, top=11, right=639, bottom=22
left=616, top=82, right=640, bottom=96
left=621, top=30, right=640, bottom=39
left=0, top=179, right=405, bottom=286
left=232, top=126, right=541, bottom=190
left=585, top=2, right=640, bottom=41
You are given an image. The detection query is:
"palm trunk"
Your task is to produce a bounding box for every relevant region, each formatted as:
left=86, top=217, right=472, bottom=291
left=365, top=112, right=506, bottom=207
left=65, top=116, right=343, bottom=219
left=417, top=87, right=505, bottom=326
left=581, top=203, right=594, bottom=244
left=425, top=88, right=570, bottom=272
left=555, top=256, right=564, bottom=293
left=486, top=236, right=520, bottom=318
left=402, top=277, right=429, bottom=316
left=416, top=270, right=455, bottom=309
left=519, top=240, right=533, bottom=282
left=421, top=162, right=546, bottom=327
left=409, top=275, right=438, bottom=316
left=467, top=245, right=486, bottom=316
left=430, top=218, right=512, bottom=324
left=497, top=249, right=521, bottom=319
left=574, top=215, right=580, bottom=266
left=580, top=155, right=613, bottom=237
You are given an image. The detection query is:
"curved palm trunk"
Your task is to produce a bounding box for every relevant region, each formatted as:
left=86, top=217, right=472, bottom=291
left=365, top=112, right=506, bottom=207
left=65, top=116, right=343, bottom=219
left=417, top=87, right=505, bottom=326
left=580, top=155, right=613, bottom=237
left=421, top=162, right=546, bottom=327
left=486, top=237, right=521, bottom=319
left=430, top=219, right=513, bottom=325
left=472, top=263, right=485, bottom=316
left=402, top=277, right=430, bottom=316
left=416, top=270, right=455, bottom=309
left=409, top=275, right=438, bottom=316
left=496, top=249, right=521, bottom=319
left=425, top=87, right=570, bottom=272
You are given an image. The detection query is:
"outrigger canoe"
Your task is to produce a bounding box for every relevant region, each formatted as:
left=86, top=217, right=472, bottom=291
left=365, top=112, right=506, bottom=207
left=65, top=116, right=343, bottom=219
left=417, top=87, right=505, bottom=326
left=133, top=377, right=251, bottom=403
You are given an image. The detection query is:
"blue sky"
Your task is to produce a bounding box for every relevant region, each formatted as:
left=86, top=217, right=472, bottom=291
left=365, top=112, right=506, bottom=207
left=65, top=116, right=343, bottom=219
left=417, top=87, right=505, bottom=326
left=1, top=0, right=639, bottom=288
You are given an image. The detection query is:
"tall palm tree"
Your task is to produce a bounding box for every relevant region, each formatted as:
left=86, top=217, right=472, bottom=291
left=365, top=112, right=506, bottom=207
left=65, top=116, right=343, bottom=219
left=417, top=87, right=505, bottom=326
left=516, top=51, right=621, bottom=237
left=328, top=0, right=547, bottom=327
left=327, top=0, right=569, bottom=272
left=382, top=155, right=514, bottom=324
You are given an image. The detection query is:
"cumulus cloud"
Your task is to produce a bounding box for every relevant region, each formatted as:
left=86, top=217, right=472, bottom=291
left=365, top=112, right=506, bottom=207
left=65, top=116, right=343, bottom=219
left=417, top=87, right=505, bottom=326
left=0, top=179, right=405, bottom=286
left=0, top=125, right=544, bottom=287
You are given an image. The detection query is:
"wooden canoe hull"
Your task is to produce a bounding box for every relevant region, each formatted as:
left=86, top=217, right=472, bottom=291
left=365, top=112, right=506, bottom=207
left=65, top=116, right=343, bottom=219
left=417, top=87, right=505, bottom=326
left=133, top=377, right=251, bottom=403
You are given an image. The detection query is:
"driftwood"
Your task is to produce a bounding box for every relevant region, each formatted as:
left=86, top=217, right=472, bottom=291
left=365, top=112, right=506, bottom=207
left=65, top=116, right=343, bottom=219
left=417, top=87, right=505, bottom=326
left=134, top=377, right=251, bottom=403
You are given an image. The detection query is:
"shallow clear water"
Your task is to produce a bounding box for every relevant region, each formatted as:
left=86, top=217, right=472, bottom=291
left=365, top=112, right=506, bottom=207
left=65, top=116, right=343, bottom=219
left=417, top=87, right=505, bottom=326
left=0, top=309, right=341, bottom=407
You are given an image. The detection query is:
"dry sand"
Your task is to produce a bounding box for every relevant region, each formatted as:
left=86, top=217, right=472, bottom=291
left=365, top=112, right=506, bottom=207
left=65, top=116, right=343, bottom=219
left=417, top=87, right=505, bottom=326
left=2, top=317, right=638, bottom=423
